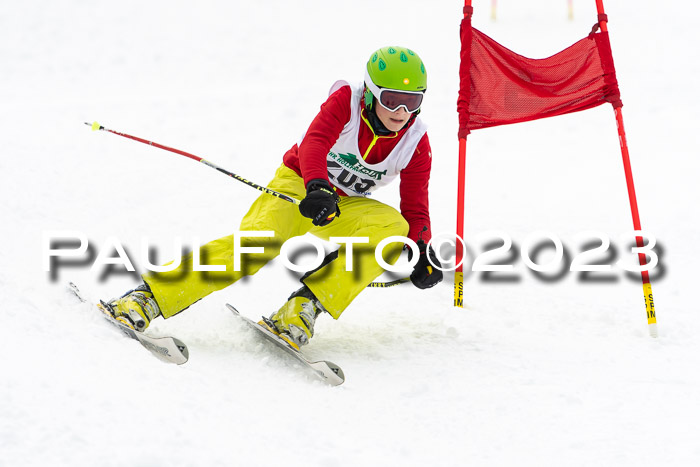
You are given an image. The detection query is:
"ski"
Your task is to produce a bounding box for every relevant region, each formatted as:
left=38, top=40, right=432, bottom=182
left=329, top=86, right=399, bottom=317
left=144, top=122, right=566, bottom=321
left=226, top=304, right=345, bottom=386
left=68, top=283, right=189, bottom=365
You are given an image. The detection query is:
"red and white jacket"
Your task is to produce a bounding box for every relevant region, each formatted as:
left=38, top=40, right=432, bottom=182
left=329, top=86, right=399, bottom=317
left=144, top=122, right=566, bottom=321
left=283, top=82, right=433, bottom=243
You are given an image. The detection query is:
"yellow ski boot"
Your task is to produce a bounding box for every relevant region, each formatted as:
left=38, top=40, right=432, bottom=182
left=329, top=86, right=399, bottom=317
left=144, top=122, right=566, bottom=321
left=260, top=285, right=325, bottom=350
left=103, top=284, right=161, bottom=332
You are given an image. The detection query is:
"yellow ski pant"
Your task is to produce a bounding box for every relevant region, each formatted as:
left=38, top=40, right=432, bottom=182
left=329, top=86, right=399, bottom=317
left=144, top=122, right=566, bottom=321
left=143, top=164, right=408, bottom=319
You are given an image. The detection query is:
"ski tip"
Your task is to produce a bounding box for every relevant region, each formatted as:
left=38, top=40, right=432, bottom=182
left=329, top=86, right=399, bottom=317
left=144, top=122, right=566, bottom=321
left=85, top=121, right=102, bottom=131
left=173, top=337, right=190, bottom=363
left=308, top=360, right=345, bottom=386
left=67, top=282, right=86, bottom=302
left=327, top=362, right=345, bottom=385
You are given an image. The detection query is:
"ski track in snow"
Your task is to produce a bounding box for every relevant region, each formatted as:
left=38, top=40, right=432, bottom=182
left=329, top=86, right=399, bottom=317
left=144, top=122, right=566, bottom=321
left=1, top=1, right=699, bottom=466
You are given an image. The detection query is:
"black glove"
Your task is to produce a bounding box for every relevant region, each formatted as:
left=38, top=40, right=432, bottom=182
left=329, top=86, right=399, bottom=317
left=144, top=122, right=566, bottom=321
left=299, top=179, right=341, bottom=227
left=408, top=240, right=443, bottom=289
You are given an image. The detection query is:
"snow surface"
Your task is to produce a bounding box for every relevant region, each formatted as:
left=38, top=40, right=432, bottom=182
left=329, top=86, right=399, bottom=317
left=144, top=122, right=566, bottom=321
left=1, top=1, right=699, bottom=466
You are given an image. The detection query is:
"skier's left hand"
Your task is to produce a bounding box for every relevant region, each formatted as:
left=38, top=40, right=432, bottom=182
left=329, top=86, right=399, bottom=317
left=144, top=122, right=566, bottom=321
left=408, top=240, right=443, bottom=289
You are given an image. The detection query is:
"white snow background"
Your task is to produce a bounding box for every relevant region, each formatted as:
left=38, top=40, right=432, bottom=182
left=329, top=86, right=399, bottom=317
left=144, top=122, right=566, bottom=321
left=1, top=1, right=698, bottom=466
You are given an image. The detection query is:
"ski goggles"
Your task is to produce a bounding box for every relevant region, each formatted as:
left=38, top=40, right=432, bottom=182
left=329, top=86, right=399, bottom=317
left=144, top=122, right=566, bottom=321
left=364, top=70, right=425, bottom=113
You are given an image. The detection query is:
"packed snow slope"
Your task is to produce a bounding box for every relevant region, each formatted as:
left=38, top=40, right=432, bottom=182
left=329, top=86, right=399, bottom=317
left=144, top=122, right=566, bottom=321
left=1, top=1, right=699, bottom=466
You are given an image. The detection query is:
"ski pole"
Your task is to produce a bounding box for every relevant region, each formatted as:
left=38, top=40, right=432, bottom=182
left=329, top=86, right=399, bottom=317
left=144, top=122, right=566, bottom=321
left=366, top=277, right=411, bottom=288
left=86, top=121, right=411, bottom=288
left=85, top=121, right=301, bottom=205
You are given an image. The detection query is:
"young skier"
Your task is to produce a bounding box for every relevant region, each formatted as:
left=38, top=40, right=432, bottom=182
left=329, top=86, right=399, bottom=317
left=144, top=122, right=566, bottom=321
left=103, top=46, right=443, bottom=349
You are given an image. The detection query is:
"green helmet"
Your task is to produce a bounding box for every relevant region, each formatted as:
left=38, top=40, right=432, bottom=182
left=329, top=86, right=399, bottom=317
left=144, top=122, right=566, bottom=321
left=364, top=46, right=427, bottom=112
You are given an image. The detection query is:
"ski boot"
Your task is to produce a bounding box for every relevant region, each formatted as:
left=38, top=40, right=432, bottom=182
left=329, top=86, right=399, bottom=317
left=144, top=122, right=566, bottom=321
left=260, top=285, right=325, bottom=350
left=102, top=283, right=161, bottom=332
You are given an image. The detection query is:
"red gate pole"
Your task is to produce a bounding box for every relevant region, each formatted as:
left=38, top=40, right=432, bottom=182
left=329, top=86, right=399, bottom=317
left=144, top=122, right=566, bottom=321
left=595, top=0, right=658, bottom=337
left=455, top=136, right=467, bottom=307
left=455, top=0, right=473, bottom=308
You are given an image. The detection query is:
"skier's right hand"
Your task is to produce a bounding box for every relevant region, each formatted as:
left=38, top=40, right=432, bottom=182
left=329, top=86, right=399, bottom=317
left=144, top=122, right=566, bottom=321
left=299, top=179, right=341, bottom=227
left=408, top=240, right=443, bottom=289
